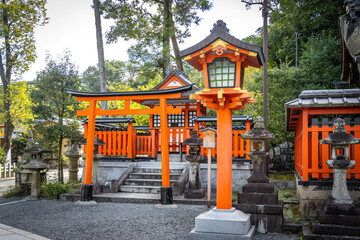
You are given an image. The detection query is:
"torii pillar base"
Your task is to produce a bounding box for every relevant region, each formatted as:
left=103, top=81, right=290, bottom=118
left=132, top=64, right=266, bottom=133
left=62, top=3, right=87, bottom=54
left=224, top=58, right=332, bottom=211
left=189, top=207, right=255, bottom=240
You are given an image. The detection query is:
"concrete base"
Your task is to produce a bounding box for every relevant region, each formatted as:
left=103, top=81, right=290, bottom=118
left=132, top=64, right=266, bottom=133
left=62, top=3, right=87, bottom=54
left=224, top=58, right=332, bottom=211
left=189, top=226, right=255, bottom=240
left=75, top=200, right=97, bottom=206
left=192, top=207, right=253, bottom=238
left=155, top=204, right=178, bottom=209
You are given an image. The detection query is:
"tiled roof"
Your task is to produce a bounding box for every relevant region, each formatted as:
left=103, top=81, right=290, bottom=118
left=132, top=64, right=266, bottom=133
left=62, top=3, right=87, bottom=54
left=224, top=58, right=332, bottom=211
left=284, top=89, right=360, bottom=108
left=179, top=20, right=264, bottom=65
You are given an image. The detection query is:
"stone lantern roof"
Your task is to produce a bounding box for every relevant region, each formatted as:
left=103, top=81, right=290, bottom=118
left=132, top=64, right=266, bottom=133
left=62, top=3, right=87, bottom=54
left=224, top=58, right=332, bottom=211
left=183, top=130, right=203, bottom=146
left=80, top=136, right=105, bottom=146
left=240, top=116, right=274, bottom=140
left=320, top=118, right=360, bottom=145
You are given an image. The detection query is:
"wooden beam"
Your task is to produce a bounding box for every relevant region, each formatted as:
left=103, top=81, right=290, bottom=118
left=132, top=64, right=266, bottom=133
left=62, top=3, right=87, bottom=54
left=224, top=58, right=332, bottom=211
left=77, top=106, right=182, bottom=116
left=76, top=93, right=183, bottom=102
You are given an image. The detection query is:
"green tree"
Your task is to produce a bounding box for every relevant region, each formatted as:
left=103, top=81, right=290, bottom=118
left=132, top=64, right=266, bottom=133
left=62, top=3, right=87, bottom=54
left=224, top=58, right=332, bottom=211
left=81, top=60, right=127, bottom=92
left=0, top=81, right=35, bottom=133
left=0, top=0, right=47, bottom=156
left=31, top=51, right=81, bottom=183
left=101, top=0, right=212, bottom=76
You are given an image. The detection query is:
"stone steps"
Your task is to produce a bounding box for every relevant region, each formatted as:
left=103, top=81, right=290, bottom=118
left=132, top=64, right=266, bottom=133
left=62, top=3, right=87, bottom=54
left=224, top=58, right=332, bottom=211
left=119, top=166, right=183, bottom=194
left=128, top=173, right=181, bottom=180
left=124, top=179, right=177, bottom=186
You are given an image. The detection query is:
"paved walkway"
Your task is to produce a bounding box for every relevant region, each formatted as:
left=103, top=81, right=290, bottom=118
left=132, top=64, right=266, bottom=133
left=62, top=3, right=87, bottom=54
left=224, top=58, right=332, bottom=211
left=0, top=223, right=50, bottom=240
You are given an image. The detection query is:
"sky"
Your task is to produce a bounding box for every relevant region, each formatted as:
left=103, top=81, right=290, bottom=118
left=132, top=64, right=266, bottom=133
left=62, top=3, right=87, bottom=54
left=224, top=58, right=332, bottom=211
left=22, top=0, right=264, bottom=81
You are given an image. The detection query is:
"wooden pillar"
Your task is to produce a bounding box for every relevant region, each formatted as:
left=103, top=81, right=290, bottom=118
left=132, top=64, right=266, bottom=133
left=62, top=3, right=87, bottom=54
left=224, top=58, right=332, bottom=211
left=160, top=98, right=170, bottom=187
left=216, top=106, right=233, bottom=209
left=302, top=109, right=309, bottom=181
left=84, top=100, right=96, bottom=185
left=128, top=122, right=134, bottom=160
left=185, top=103, right=189, bottom=128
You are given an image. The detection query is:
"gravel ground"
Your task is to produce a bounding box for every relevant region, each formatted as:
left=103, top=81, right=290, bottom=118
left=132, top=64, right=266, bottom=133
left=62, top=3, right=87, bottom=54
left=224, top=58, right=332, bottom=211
left=0, top=198, right=299, bottom=240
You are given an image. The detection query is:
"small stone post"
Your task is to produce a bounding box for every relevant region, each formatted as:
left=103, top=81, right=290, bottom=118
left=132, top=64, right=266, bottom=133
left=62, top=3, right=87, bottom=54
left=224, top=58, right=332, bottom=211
left=64, top=140, right=81, bottom=183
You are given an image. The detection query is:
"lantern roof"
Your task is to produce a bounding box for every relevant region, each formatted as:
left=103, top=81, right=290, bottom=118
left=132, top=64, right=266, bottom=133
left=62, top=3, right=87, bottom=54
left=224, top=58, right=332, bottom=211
left=23, top=143, right=51, bottom=154
left=180, top=20, right=264, bottom=71
left=320, top=118, right=360, bottom=145
left=183, top=130, right=203, bottom=146
left=240, top=116, right=274, bottom=140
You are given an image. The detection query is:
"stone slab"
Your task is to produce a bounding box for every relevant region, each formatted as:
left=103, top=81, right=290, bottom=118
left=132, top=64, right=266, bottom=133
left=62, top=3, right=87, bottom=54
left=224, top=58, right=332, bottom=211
left=318, top=212, right=360, bottom=227
left=184, top=188, right=205, bottom=199
left=242, top=183, right=274, bottom=193
left=249, top=213, right=283, bottom=233
left=312, top=220, right=360, bottom=236
left=238, top=192, right=278, bottom=205
left=324, top=202, right=360, bottom=216
left=189, top=226, right=255, bottom=240
left=75, top=200, right=97, bottom=206
left=234, top=202, right=283, bottom=215
left=302, top=225, right=360, bottom=240
left=195, top=207, right=251, bottom=235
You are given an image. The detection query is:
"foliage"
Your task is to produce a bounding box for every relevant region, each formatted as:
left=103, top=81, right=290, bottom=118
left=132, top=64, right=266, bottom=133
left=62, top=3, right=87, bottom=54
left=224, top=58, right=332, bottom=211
left=0, top=147, right=6, bottom=164
left=2, top=186, right=29, bottom=198
left=81, top=60, right=127, bottom=92
left=31, top=51, right=82, bottom=183
left=0, top=0, right=47, bottom=155
left=41, top=181, right=80, bottom=199
left=101, top=0, right=212, bottom=76
left=0, top=81, right=35, bottom=130
left=107, top=81, right=160, bottom=126
left=11, top=137, right=27, bottom=162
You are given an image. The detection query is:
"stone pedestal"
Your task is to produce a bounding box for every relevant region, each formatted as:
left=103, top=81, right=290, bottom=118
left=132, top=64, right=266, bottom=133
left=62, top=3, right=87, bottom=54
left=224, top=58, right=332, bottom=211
left=235, top=153, right=283, bottom=233
left=30, top=170, right=41, bottom=198
left=65, top=153, right=80, bottom=183
left=189, top=207, right=255, bottom=240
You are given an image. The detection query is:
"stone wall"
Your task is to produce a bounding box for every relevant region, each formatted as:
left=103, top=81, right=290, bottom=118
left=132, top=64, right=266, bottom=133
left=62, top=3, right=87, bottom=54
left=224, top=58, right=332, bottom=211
left=269, top=142, right=294, bottom=171
left=200, top=163, right=252, bottom=192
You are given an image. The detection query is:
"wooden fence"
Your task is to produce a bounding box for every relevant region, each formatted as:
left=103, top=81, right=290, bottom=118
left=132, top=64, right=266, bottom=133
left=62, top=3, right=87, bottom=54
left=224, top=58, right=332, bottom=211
left=0, top=163, right=16, bottom=178
left=295, top=118, right=360, bottom=181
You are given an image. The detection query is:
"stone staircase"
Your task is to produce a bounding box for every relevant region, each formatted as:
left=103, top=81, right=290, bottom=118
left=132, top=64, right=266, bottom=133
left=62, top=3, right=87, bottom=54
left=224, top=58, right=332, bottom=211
left=119, top=166, right=183, bottom=194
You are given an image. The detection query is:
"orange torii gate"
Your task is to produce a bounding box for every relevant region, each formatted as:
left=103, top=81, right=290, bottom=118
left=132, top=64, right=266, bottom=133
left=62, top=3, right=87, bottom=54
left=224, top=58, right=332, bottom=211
left=67, top=85, right=193, bottom=204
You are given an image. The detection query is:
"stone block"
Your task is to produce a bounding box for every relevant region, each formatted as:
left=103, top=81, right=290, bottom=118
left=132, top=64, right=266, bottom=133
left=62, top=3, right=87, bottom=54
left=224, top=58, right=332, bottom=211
left=242, top=183, right=274, bottom=193
left=238, top=192, right=278, bottom=205
left=302, top=225, right=360, bottom=240
left=184, top=188, right=205, bottom=199
left=312, top=221, right=360, bottom=236
left=189, top=226, right=255, bottom=240
left=318, top=213, right=360, bottom=227
left=249, top=213, right=283, bottom=233
left=324, top=202, right=359, bottom=216
left=234, top=202, right=283, bottom=215
left=195, top=208, right=251, bottom=235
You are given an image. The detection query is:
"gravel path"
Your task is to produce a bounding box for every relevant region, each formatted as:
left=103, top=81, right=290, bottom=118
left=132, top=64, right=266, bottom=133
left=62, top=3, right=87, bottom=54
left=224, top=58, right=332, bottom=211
left=0, top=198, right=299, bottom=240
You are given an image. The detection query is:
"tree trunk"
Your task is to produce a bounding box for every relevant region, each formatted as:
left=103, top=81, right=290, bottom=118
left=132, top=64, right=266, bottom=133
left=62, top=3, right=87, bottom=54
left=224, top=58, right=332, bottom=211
left=93, top=0, right=107, bottom=110
left=58, top=117, right=64, bottom=183
left=162, top=0, right=172, bottom=77
left=0, top=3, right=14, bottom=157
left=169, top=10, right=183, bottom=71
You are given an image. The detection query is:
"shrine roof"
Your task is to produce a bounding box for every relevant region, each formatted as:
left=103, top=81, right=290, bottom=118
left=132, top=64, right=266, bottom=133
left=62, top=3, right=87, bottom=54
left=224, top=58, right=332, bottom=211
left=67, top=84, right=193, bottom=98
left=153, top=67, right=200, bottom=91
left=285, top=89, right=360, bottom=109
left=179, top=20, right=264, bottom=65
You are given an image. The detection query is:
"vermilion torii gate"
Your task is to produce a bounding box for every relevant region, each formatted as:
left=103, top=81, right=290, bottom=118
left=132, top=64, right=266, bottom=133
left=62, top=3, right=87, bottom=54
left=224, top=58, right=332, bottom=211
left=67, top=85, right=193, bottom=204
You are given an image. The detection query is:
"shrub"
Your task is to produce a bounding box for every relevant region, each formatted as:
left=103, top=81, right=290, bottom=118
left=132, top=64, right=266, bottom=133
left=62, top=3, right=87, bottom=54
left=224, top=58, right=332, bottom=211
left=41, top=181, right=80, bottom=199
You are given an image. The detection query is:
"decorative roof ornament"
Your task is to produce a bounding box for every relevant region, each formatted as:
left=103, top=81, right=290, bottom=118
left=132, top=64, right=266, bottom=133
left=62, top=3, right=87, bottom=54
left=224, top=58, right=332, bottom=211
left=210, top=20, right=229, bottom=33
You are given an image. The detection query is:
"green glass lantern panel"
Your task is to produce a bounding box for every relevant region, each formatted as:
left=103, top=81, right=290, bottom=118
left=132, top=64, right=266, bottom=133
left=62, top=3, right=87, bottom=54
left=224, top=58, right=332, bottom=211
left=207, top=58, right=236, bottom=88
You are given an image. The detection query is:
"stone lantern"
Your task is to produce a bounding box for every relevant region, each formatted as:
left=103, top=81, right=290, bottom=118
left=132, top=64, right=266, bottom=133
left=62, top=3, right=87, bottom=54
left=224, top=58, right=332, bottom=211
left=23, top=143, right=50, bottom=199
left=64, top=140, right=81, bottom=183
left=182, top=130, right=205, bottom=198
left=240, top=116, right=274, bottom=188
left=79, top=135, right=105, bottom=202
left=320, top=118, right=360, bottom=214
left=237, top=116, right=283, bottom=233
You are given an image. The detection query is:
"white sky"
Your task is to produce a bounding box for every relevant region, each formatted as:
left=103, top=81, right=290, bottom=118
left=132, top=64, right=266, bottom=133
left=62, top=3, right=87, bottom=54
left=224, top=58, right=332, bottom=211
left=21, top=0, right=263, bottom=81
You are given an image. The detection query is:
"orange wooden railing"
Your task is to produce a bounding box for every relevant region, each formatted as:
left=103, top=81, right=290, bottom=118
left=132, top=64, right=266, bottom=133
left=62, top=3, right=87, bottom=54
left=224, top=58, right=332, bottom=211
left=89, top=121, right=252, bottom=160
left=295, top=118, right=360, bottom=181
